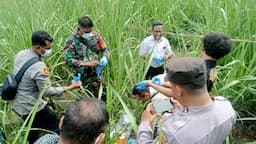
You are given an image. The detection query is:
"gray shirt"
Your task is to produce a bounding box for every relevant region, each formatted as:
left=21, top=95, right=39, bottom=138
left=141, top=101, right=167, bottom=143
left=137, top=96, right=236, bottom=144
left=12, top=49, right=64, bottom=115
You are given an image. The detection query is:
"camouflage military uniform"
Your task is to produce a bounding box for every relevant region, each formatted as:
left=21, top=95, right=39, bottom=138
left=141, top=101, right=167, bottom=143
left=64, top=32, right=109, bottom=100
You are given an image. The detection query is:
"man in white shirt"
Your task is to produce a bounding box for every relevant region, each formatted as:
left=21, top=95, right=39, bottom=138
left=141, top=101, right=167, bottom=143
left=139, top=22, right=172, bottom=80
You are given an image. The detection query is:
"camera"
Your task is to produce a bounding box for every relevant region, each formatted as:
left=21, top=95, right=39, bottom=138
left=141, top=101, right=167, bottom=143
left=151, top=99, right=174, bottom=114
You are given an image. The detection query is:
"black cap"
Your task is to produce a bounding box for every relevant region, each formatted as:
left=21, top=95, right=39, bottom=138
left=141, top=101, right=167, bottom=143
left=165, top=57, right=207, bottom=88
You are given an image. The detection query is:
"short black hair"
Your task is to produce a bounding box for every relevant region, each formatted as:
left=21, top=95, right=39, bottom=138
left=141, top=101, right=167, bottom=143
left=61, top=98, right=109, bottom=144
left=78, top=16, right=94, bottom=28
left=152, top=21, right=163, bottom=29
left=31, top=30, right=53, bottom=46
left=132, top=85, right=149, bottom=98
left=203, top=32, right=232, bottom=59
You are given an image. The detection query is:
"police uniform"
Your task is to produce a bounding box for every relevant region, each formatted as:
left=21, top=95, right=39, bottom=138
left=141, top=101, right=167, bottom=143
left=137, top=58, right=236, bottom=144
left=140, top=35, right=172, bottom=79
left=12, top=49, right=64, bottom=143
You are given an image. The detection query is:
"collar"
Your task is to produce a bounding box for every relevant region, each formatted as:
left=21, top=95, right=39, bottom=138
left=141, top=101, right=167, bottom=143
left=205, top=59, right=217, bottom=69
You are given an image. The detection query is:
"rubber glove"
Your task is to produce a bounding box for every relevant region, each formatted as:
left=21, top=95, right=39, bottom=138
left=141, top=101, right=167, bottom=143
left=96, top=65, right=103, bottom=79
left=100, top=56, right=108, bottom=67
left=135, top=80, right=148, bottom=90
left=153, top=56, right=165, bottom=64
left=151, top=76, right=162, bottom=86
left=71, top=73, right=81, bottom=83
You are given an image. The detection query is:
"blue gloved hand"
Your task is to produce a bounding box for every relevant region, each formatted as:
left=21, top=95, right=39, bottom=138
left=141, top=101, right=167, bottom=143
left=153, top=56, right=165, bottom=64
left=151, top=76, right=162, bottom=86
left=100, top=56, right=108, bottom=67
left=71, top=73, right=81, bottom=83
left=135, top=80, right=148, bottom=90
left=96, top=65, right=103, bottom=79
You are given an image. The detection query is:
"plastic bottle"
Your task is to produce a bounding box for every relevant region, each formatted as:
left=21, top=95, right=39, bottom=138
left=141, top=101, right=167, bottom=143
left=111, top=114, right=132, bottom=144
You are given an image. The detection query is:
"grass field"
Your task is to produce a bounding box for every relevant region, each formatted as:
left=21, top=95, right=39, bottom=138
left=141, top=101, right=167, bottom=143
left=0, top=0, right=256, bottom=143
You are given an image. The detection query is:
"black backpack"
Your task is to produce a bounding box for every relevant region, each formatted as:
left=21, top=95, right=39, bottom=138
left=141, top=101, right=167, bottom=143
left=1, top=58, right=38, bottom=100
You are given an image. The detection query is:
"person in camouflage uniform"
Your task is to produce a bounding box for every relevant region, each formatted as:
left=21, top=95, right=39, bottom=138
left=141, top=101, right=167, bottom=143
left=64, top=16, right=110, bottom=101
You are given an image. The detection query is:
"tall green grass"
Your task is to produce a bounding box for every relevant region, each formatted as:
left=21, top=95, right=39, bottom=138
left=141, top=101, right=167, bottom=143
left=0, top=0, right=256, bottom=143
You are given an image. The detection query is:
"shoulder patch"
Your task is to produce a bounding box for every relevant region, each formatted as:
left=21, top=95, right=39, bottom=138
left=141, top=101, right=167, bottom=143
left=43, top=66, right=49, bottom=75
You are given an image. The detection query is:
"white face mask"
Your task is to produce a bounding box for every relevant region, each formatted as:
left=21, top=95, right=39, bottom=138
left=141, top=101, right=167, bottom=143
left=42, top=49, right=52, bottom=57
left=82, top=32, right=93, bottom=39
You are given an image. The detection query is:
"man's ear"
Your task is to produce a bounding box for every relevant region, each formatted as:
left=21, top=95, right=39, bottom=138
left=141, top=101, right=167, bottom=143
left=95, top=133, right=105, bottom=144
left=175, top=85, right=183, bottom=98
left=59, top=116, right=64, bottom=130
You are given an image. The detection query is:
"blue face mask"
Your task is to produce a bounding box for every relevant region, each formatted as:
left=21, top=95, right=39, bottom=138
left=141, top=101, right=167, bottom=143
left=42, top=49, right=52, bottom=57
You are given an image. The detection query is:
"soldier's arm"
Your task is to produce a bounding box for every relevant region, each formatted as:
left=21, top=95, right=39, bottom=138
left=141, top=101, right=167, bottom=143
left=98, top=35, right=110, bottom=60
left=64, top=42, right=85, bottom=68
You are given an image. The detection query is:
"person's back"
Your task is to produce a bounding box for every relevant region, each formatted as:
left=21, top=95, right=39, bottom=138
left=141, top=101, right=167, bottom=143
left=163, top=96, right=235, bottom=144
left=137, top=58, right=236, bottom=144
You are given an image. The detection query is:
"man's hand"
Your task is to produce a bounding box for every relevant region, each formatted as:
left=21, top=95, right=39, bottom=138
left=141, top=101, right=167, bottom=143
left=151, top=76, right=162, bottom=86
left=100, top=56, right=108, bottom=67
left=64, top=81, right=82, bottom=91
left=83, top=61, right=100, bottom=67
left=141, top=103, right=157, bottom=122
left=170, top=97, right=183, bottom=113
left=153, top=56, right=165, bottom=64
left=96, top=65, right=103, bottom=79
left=135, top=80, right=149, bottom=90
left=71, top=73, right=81, bottom=83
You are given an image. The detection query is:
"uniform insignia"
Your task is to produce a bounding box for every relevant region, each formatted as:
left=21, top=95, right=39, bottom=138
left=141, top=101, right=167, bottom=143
left=43, top=66, right=49, bottom=75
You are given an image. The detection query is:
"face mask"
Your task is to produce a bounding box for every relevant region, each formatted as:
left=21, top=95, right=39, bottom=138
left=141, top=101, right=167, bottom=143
left=82, top=32, right=93, bottom=39
left=42, top=49, right=52, bottom=57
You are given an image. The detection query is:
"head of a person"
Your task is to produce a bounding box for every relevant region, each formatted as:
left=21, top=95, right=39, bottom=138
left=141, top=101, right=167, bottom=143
left=77, top=16, right=94, bottom=36
left=132, top=85, right=151, bottom=102
left=59, top=98, right=109, bottom=144
left=151, top=21, right=163, bottom=41
left=202, top=32, right=233, bottom=60
left=165, top=58, right=208, bottom=105
left=31, top=30, right=53, bottom=57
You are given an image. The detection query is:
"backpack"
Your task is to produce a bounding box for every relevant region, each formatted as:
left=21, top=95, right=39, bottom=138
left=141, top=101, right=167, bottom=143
left=1, top=57, right=38, bottom=100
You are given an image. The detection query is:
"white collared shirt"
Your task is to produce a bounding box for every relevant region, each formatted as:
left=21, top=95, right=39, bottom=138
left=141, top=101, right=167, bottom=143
left=140, top=35, right=172, bottom=67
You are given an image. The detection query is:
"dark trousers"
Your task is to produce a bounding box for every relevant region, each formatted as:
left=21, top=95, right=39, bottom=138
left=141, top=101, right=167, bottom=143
left=83, top=81, right=107, bottom=102
left=145, top=66, right=164, bottom=80
left=21, top=106, right=59, bottom=144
